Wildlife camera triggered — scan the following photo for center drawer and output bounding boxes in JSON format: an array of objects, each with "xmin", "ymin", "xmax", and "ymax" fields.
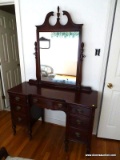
[{"xmin": 30, "ymin": 95, "xmax": 66, "ymax": 111}]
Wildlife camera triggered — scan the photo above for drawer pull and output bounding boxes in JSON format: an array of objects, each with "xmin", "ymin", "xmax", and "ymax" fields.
[
  {"xmin": 58, "ymin": 103, "xmax": 63, "ymax": 108},
  {"xmin": 33, "ymin": 98, "xmax": 38, "ymax": 103},
  {"xmin": 75, "ymin": 132, "xmax": 80, "ymax": 138},
  {"xmin": 16, "ymin": 106, "xmax": 21, "ymax": 111},
  {"xmin": 76, "ymin": 119, "xmax": 82, "ymax": 125},
  {"xmin": 18, "ymin": 117, "xmax": 22, "ymax": 122},
  {"xmin": 15, "ymin": 97, "xmax": 20, "ymax": 101},
  {"xmin": 77, "ymin": 109, "xmax": 84, "ymax": 114}
]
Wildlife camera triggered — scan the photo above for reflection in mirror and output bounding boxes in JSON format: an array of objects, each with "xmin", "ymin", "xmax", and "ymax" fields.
[
  {"xmin": 39, "ymin": 32, "xmax": 79, "ymax": 85},
  {"xmin": 39, "ymin": 37, "xmax": 50, "ymax": 49}
]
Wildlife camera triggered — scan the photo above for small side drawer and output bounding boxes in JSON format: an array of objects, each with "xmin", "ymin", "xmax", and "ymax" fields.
[
  {"xmin": 30, "ymin": 96, "xmax": 66, "ymax": 111},
  {"xmin": 69, "ymin": 115, "xmax": 90, "ymax": 130},
  {"xmin": 69, "ymin": 127, "xmax": 88, "ymax": 143},
  {"xmin": 69, "ymin": 104, "xmax": 91, "ymax": 117},
  {"xmin": 12, "ymin": 114, "xmax": 29, "ymax": 125},
  {"xmin": 11, "ymin": 104, "xmax": 29, "ymax": 113},
  {"xmin": 9, "ymin": 94, "xmax": 28, "ymax": 104}
]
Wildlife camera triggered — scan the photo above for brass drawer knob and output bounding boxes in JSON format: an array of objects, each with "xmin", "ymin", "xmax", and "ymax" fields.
[
  {"xmin": 76, "ymin": 119, "xmax": 82, "ymax": 125},
  {"xmin": 18, "ymin": 117, "xmax": 22, "ymax": 122},
  {"xmin": 16, "ymin": 106, "xmax": 21, "ymax": 111},
  {"xmin": 58, "ymin": 103, "xmax": 62, "ymax": 108},
  {"xmin": 33, "ymin": 98, "xmax": 38, "ymax": 103},
  {"xmin": 77, "ymin": 109, "xmax": 83, "ymax": 114},
  {"xmin": 75, "ymin": 132, "xmax": 80, "ymax": 138},
  {"xmin": 15, "ymin": 97, "xmax": 20, "ymax": 101}
]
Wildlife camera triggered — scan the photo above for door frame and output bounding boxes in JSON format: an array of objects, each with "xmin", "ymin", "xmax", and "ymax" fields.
[
  {"xmin": 0, "ymin": 0, "xmax": 26, "ymax": 110},
  {"xmin": 0, "ymin": 66, "xmax": 5, "ymax": 110},
  {"xmin": 96, "ymin": 0, "xmax": 118, "ymax": 134},
  {"xmin": 91, "ymin": 0, "xmax": 118, "ymax": 134},
  {"xmin": 0, "ymin": 0, "xmax": 26, "ymax": 82}
]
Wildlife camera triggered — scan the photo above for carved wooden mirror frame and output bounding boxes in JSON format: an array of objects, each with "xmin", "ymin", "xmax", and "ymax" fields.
[{"xmin": 29, "ymin": 7, "xmax": 90, "ymax": 91}]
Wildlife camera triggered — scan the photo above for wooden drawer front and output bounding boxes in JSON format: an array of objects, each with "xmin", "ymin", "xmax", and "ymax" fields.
[
  {"xmin": 69, "ymin": 127, "xmax": 88, "ymax": 143},
  {"xmin": 12, "ymin": 114, "xmax": 29, "ymax": 125},
  {"xmin": 69, "ymin": 104, "xmax": 91, "ymax": 117},
  {"xmin": 31, "ymin": 96, "xmax": 66, "ymax": 111},
  {"xmin": 69, "ymin": 115, "xmax": 90, "ymax": 130},
  {"xmin": 9, "ymin": 94, "xmax": 28, "ymax": 105},
  {"xmin": 11, "ymin": 104, "xmax": 28, "ymax": 113}
]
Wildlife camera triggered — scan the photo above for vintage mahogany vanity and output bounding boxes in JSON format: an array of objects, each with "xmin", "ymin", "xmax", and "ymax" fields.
[{"xmin": 8, "ymin": 7, "xmax": 97, "ymax": 154}]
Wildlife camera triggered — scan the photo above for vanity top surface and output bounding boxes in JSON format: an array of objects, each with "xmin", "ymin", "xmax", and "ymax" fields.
[{"xmin": 8, "ymin": 82, "xmax": 98, "ymax": 107}]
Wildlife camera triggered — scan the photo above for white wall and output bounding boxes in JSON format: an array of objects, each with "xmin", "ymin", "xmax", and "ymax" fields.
[
  {"xmin": 17, "ymin": 0, "xmax": 112, "ymax": 131},
  {"xmin": 0, "ymin": 0, "xmax": 14, "ymax": 5},
  {"xmin": 19, "ymin": 0, "xmax": 111, "ymax": 90}
]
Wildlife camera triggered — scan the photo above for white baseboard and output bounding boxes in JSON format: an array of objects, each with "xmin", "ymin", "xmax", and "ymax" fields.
[{"xmin": 44, "ymin": 116, "xmax": 66, "ymax": 126}]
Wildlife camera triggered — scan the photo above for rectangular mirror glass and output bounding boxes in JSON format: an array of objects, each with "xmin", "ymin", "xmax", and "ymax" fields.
[{"xmin": 39, "ymin": 32, "xmax": 79, "ymax": 85}]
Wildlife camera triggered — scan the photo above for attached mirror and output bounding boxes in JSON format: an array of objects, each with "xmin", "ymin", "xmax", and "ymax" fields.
[
  {"xmin": 40, "ymin": 32, "xmax": 79, "ymax": 85},
  {"xmin": 29, "ymin": 7, "xmax": 87, "ymax": 90}
]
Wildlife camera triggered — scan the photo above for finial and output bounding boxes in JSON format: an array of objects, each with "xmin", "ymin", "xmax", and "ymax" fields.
[
  {"xmin": 57, "ymin": 6, "xmax": 60, "ymax": 22},
  {"xmin": 57, "ymin": 6, "xmax": 60, "ymax": 13}
]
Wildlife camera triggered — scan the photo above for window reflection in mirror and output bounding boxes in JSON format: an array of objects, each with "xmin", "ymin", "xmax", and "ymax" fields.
[{"xmin": 39, "ymin": 32, "xmax": 79, "ymax": 85}]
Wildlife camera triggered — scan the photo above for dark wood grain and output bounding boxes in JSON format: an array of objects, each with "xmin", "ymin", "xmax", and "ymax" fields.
[
  {"xmin": 8, "ymin": 81, "xmax": 97, "ymax": 153},
  {"xmin": 8, "ymin": 82, "xmax": 97, "ymax": 105}
]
